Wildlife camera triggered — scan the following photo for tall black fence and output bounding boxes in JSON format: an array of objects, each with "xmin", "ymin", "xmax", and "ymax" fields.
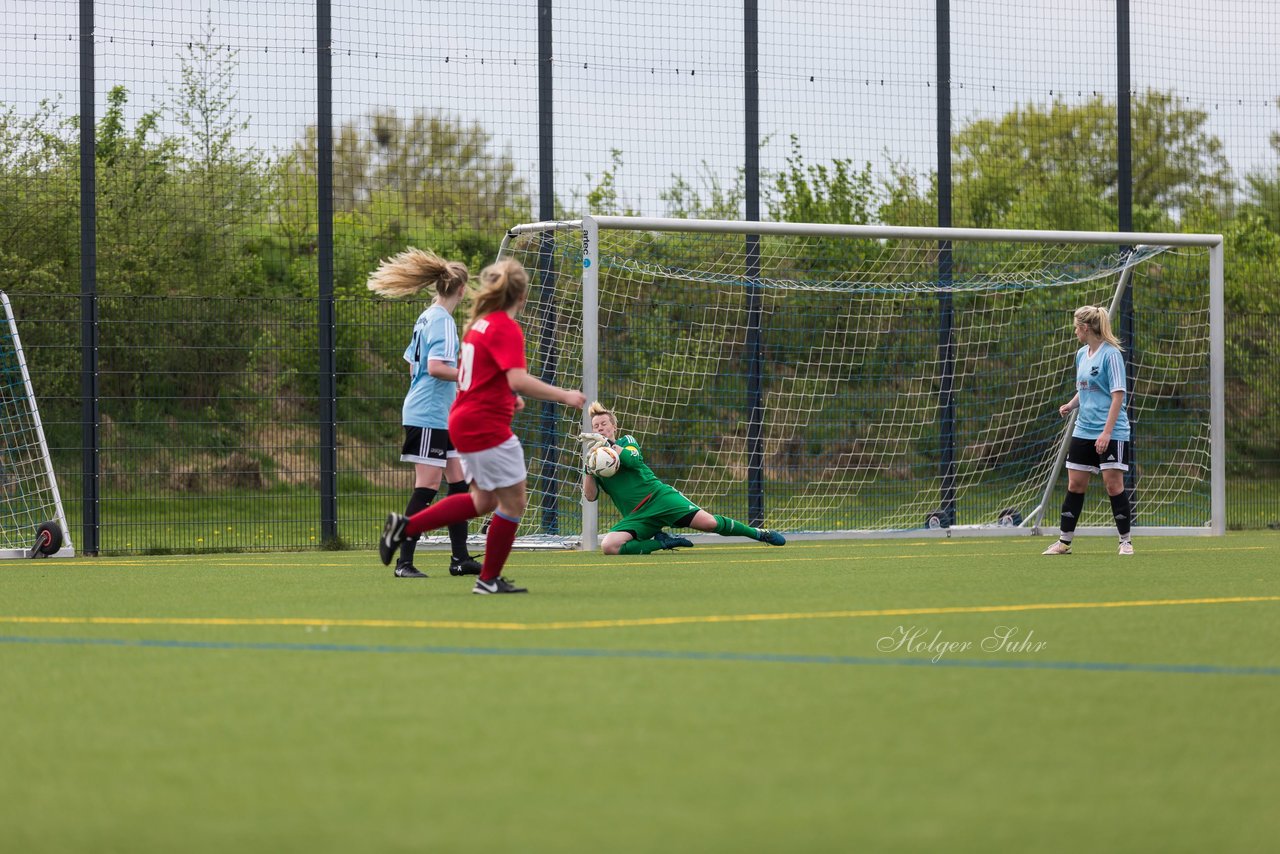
[{"xmin": 2, "ymin": 1, "xmax": 1277, "ymax": 553}]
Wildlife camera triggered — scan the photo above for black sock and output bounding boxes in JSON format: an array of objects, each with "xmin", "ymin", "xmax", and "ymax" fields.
[
  {"xmin": 446, "ymin": 480, "xmax": 471, "ymax": 559},
  {"xmin": 1109, "ymin": 491, "xmax": 1132, "ymax": 539},
  {"xmin": 1060, "ymin": 490, "xmax": 1085, "ymax": 542},
  {"xmin": 401, "ymin": 487, "xmax": 437, "ymax": 564}
]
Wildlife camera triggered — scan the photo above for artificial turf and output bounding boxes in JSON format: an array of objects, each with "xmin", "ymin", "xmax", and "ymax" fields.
[{"xmin": 2, "ymin": 533, "xmax": 1277, "ymax": 852}]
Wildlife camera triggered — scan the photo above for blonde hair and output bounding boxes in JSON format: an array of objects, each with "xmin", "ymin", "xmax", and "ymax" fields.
[
  {"xmin": 465, "ymin": 258, "xmax": 529, "ymax": 333},
  {"xmin": 588, "ymin": 401, "xmax": 617, "ymax": 428},
  {"xmin": 1074, "ymin": 305, "xmax": 1123, "ymax": 350},
  {"xmin": 366, "ymin": 247, "xmax": 468, "ymax": 300}
]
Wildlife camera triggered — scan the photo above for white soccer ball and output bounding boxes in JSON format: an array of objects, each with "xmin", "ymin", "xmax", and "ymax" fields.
[{"xmin": 587, "ymin": 445, "xmax": 621, "ymax": 478}]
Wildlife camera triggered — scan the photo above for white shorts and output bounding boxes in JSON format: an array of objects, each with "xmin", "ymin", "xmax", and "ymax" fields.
[{"xmin": 460, "ymin": 435, "xmax": 527, "ymax": 491}]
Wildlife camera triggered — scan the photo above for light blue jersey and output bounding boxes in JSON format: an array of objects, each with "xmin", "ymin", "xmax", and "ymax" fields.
[
  {"xmin": 1071, "ymin": 342, "xmax": 1130, "ymax": 441},
  {"xmin": 402, "ymin": 304, "xmax": 459, "ymax": 428}
]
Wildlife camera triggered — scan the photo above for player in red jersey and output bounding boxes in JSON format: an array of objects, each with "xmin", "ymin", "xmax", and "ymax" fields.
[{"xmin": 378, "ymin": 258, "xmax": 586, "ymax": 594}]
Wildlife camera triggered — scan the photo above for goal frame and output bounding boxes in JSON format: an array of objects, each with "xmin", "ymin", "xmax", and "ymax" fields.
[
  {"xmin": 0, "ymin": 291, "xmax": 75, "ymax": 559},
  {"xmin": 501, "ymin": 216, "xmax": 1225, "ymax": 550}
]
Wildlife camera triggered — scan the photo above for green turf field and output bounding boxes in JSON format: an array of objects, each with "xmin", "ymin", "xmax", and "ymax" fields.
[{"xmin": 2, "ymin": 533, "xmax": 1278, "ymax": 853}]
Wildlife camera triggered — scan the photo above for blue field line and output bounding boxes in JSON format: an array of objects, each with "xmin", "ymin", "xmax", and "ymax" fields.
[{"xmin": 3, "ymin": 634, "xmax": 1279, "ymax": 677}]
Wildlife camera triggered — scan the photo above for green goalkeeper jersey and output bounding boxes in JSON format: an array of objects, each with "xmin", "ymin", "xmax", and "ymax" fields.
[{"xmin": 593, "ymin": 434, "xmax": 679, "ymax": 516}]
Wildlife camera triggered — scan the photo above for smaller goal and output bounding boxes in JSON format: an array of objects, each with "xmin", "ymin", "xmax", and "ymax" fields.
[
  {"xmin": 0, "ymin": 292, "xmax": 74, "ymax": 559},
  {"xmin": 498, "ymin": 217, "xmax": 1224, "ymax": 549}
]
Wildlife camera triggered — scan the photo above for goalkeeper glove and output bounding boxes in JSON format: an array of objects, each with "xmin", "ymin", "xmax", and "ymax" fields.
[
  {"xmin": 575, "ymin": 431, "xmax": 609, "ymax": 451},
  {"xmin": 576, "ymin": 432, "xmax": 609, "ymax": 474}
]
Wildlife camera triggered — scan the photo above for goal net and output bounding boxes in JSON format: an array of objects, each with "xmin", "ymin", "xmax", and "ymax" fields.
[
  {"xmin": 0, "ymin": 292, "xmax": 74, "ymax": 558},
  {"xmin": 499, "ymin": 217, "xmax": 1223, "ymax": 548}
]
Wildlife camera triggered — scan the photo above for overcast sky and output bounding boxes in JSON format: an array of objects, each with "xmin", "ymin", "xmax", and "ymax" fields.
[{"xmin": 3, "ymin": 0, "xmax": 1276, "ymax": 215}]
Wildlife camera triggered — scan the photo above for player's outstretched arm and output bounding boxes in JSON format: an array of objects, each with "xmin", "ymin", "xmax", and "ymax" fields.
[{"xmin": 506, "ymin": 368, "xmax": 586, "ymax": 408}]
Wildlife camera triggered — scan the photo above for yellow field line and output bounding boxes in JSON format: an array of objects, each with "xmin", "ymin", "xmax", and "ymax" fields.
[{"xmin": 2, "ymin": 594, "xmax": 1278, "ymax": 633}]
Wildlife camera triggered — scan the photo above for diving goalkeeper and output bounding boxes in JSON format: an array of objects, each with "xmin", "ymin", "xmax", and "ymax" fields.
[{"xmin": 580, "ymin": 402, "xmax": 786, "ymax": 555}]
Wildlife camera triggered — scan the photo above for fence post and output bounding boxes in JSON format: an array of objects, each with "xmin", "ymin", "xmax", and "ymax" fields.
[
  {"xmin": 316, "ymin": 0, "xmax": 338, "ymax": 544},
  {"xmin": 79, "ymin": 0, "xmax": 99, "ymax": 555},
  {"xmin": 744, "ymin": 0, "xmax": 764, "ymax": 527},
  {"xmin": 1117, "ymin": 0, "xmax": 1138, "ymax": 520},
  {"xmin": 533, "ymin": 0, "xmax": 561, "ymax": 535},
  {"xmin": 936, "ymin": 0, "xmax": 957, "ymax": 528}
]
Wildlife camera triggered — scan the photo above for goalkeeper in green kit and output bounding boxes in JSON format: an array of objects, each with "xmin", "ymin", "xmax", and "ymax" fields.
[{"xmin": 579, "ymin": 402, "xmax": 786, "ymax": 555}]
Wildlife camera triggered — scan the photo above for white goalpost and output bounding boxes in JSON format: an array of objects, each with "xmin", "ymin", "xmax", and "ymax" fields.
[
  {"xmin": 0, "ymin": 291, "xmax": 74, "ymax": 559},
  {"xmin": 498, "ymin": 216, "xmax": 1224, "ymax": 550}
]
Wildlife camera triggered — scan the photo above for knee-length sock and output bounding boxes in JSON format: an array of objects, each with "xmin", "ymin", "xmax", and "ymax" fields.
[
  {"xmin": 445, "ymin": 480, "xmax": 472, "ymax": 559},
  {"xmin": 1109, "ymin": 490, "xmax": 1132, "ymax": 541},
  {"xmin": 1058, "ymin": 490, "xmax": 1086, "ymax": 544},
  {"xmin": 479, "ymin": 511, "xmax": 520, "ymax": 582},
  {"xmin": 399, "ymin": 486, "xmax": 436, "ymax": 565},
  {"xmin": 405, "ymin": 493, "xmax": 478, "ymax": 538},
  {"xmin": 713, "ymin": 514, "xmax": 760, "ymax": 540},
  {"xmin": 620, "ymin": 538, "xmax": 667, "ymax": 555}
]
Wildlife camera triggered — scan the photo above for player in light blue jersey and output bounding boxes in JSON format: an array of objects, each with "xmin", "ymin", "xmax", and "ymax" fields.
[
  {"xmin": 367, "ymin": 248, "xmax": 482, "ymax": 578},
  {"xmin": 1043, "ymin": 305, "xmax": 1135, "ymax": 556}
]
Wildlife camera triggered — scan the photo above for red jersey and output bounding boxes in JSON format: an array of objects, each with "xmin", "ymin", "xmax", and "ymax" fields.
[{"xmin": 448, "ymin": 311, "xmax": 527, "ymax": 452}]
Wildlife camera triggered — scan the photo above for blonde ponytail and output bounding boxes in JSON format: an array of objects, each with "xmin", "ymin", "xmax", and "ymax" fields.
[
  {"xmin": 1074, "ymin": 305, "xmax": 1123, "ymax": 350},
  {"xmin": 367, "ymin": 247, "xmax": 469, "ymax": 300},
  {"xmin": 465, "ymin": 258, "xmax": 530, "ymax": 333}
]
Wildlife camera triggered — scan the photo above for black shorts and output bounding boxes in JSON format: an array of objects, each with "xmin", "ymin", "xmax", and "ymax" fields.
[
  {"xmin": 1066, "ymin": 435, "xmax": 1132, "ymax": 474},
  {"xmin": 400, "ymin": 426, "xmax": 457, "ymax": 467}
]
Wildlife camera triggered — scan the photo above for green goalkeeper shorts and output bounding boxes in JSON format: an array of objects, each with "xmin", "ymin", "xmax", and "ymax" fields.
[{"xmin": 608, "ymin": 489, "xmax": 700, "ymax": 541}]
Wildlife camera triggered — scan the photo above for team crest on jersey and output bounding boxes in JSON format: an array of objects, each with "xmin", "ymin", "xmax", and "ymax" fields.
[{"xmin": 1090, "ymin": 366, "xmax": 1099, "ymax": 376}]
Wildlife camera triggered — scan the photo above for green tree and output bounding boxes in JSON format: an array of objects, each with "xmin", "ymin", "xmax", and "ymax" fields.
[
  {"xmin": 269, "ymin": 108, "xmax": 528, "ymax": 304},
  {"xmin": 553, "ymin": 147, "xmax": 643, "ymax": 219},
  {"xmin": 0, "ymin": 98, "xmax": 79, "ymax": 289},
  {"xmin": 167, "ymin": 12, "xmax": 266, "ymax": 296},
  {"xmin": 1241, "ymin": 97, "xmax": 1280, "ymax": 234},
  {"xmin": 93, "ymin": 84, "xmax": 181, "ymax": 298},
  {"xmin": 767, "ymin": 134, "xmax": 877, "ymax": 225},
  {"xmin": 876, "ymin": 158, "xmax": 937, "ymax": 228},
  {"xmin": 276, "ymin": 108, "xmax": 530, "ymax": 235},
  {"xmin": 661, "ymin": 160, "xmax": 744, "ymax": 220},
  {"xmin": 0, "ymin": 97, "xmax": 81, "ymax": 426},
  {"xmin": 953, "ymin": 90, "xmax": 1233, "ymax": 229}
]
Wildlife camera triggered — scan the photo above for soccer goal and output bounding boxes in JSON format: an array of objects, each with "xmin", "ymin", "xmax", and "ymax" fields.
[
  {"xmin": 498, "ymin": 217, "xmax": 1223, "ymax": 549},
  {"xmin": 0, "ymin": 292, "xmax": 74, "ymax": 559}
]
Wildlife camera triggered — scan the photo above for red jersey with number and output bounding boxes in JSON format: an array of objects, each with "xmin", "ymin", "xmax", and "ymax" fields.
[{"xmin": 448, "ymin": 311, "xmax": 526, "ymax": 452}]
